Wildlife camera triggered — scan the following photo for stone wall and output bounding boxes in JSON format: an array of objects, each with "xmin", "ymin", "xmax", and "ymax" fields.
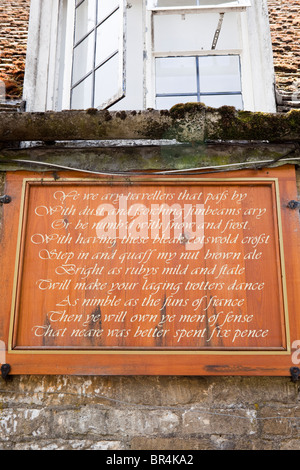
[
  {"xmin": 1, "ymin": 375, "xmax": 300, "ymax": 450},
  {"xmin": 268, "ymin": 0, "xmax": 300, "ymax": 111},
  {"xmin": 268, "ymin": 0, "xmax": 300, "ymax": 94},
  {"xmin": 0, "ymin": 0, "xmax": 30, "ymax": 100}
]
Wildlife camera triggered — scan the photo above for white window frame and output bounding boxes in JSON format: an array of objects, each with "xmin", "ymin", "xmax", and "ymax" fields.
[{"xmin": 144, "ymin": 0, "xmax": 253, "ymax": 110}]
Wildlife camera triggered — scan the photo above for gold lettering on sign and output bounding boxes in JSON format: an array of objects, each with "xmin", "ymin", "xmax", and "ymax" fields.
[{"xmin": 9, "ymin": 179, "xmax": 288, "ymax": 353}]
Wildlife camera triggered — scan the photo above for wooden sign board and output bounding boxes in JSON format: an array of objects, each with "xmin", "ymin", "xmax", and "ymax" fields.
[{"xmin": 1, "ymin": 167, "xmax": 300, "ymax": 376}]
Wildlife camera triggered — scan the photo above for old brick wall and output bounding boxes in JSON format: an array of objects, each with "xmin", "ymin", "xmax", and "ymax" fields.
[
  {"xmin": 0, "ymin": 0, "xmax": 30, "ymax": 100},
  {"xmin": 268, "ymin": 0, "xmax": 300, "ymax": 94}
]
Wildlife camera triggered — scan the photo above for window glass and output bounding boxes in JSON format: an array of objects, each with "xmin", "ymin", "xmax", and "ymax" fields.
[
  {"xmin": 75, "ymin": 0, "xmax": 96, "ymax": 44},
  {"xmin": 201, "ymin": 0, "xmax": 240, "ymax": 3},
  {"xmin": 156, "ymin": 92, "xmax": 243, "ymax": 110},
  {"xmin": 97, "ymin": 0, "xmax": 119, "ymax": 23},
  {"xmin": 155, "ymin": 0, "xmax": 243, "ymax": 6},
  {"xmin": 156, "ymin": 95, "xmax": 197, "ymax": 109},
  {"xmin": 155, "ymin": 55, "xmax": 243, "ymax": 110},
  {"xmin": 156, "ymin": 57, "xmax": 197, "ymax": 94},
  {"xmin": 72, "ymin": 33, "xmax": 95, "ymax": 84},
  {"xmin": 199, "ymin": 55, "xmax": 241, "ymax": 93},
  {"xmin": 71, "ymin": 0, "xmax": 125, "ymax": 109},
  {"xmin": 156, "ymin": 0, "xmax": 197, "ymax": 5},
  {"xmin": 71, "ymin": 75, "xmax": 93, "ymax": 109},
  {"xmin": 153, "ymin": 11, "xmax": 240, "ymax": 52},
  {"xmin": 95, "ymin": 9, "xmax": 120, "ymax": 66},
  {"xmin": 200, "ymin": 93, "xmax": 243, "ymax": 108},
  {"xmin": 94, "ymin": 54, "xmax": 120, "ymax": 107}
]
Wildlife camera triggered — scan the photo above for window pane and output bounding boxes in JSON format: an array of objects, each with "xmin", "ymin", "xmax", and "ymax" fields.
[
  {"xmin": 201, "ymin": 0, "xmax": 240, "ymax": 4},
  {"xmin": 75, "ymin": 0, "xmax": 96, "ymax": 44},
  {"xmin": 200, "ymin": 93, "xmax": 243, "ymax": 109},
  {"xmin": 72, "ymin": 33, "xmax": 95, "ymax": 84},
  {"xmin": 205, "ymin": 0, "xmax": 241, "ymax": 3},
  {"xmin": 95, "ymin": 9, "xmax": 120, "ymax": 66},
  {"xmin": 198, "ymin": 0, "xmax": 240, "ymax": 3},
  {"xmin": 156, "ymin": 0, "xmax": 240, "ymax": 5},
  {"xmin": 156, "ymin": 95, "xmax": 197, "ymax": 109},
  {"xmin": 153, "ymin": 12, "xmax": 240, "ymax": 52},
  {"xmin": 154, "ymin": 14, "xmax": 207, "ymax": 52},
  {"xmin": 156, "ymin": 57, "xmax": 197, "ymax": 94},
  {"xmin": 97, "ymin": 0, "xmax": 119, "ymax": 23},
  {"xmin": 71, "ymin": 75, "xmax": 93, "ymax": 109},
  {"xmin": 199, "ymin": 55, "xmax": 241, "ymax": 93},
  {"xmin": 94, "ymin": 54, "xmax": 120, "ymax": 107},
  {"xmin": 156, "ymin": 0, "xmax": 197, "ymax": 6}
]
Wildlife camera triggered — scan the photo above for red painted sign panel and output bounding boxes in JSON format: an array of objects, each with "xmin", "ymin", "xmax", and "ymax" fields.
[{"xmin": 1, "ymin": 167, "xmax": 300, "ymax": 375}]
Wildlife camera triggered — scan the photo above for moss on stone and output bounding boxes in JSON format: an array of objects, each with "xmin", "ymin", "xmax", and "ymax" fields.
[
  {"xmin": 207, "ymin": 107, "xmax": 300, "ymax": 142},
  {"xmin": 167, "ymin": 103, "xmax": 300, "ymax": 143},
  {"xmin": 0, "ymin": 106, "xmax": 299, "ymax": 144},
  {"xmin": 139, "ymin": 117, "xmax": 172, "ymax": 141},
  {"xmin": 169, "ymin": 102, "xmax": 206, "ymax": 119}
]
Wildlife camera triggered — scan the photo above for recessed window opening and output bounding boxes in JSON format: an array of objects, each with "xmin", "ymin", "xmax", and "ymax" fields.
[{"xmin": 23, "ymin": 0, "xmax": 278, "ymax": 113}]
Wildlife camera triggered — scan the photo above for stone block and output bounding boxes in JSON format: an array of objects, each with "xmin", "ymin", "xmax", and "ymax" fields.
[
  {"xmin": 0, "ymin": 408, "xmax": 51, "ymax": 441},
  {"xmin": 259, "ymin": 407, "xmax": 293, "ymax": 436},
  {"xmin": 1, "ymin": 439, "xmax": 125, "ymax": 451},
  {"xmin": 130, "ymin": 437, "xmax": 215, "ymax": 450},
  {"xmin": 182, "ymin": 407, "xmax": 256, "ymax": 436},
  {"xmin": 52, "ymin": 407, "xmax": 107, "ymax": 438},
  {"xmin": 106, "ymin": 409, "xmax": 180, "ymax": 437}
]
